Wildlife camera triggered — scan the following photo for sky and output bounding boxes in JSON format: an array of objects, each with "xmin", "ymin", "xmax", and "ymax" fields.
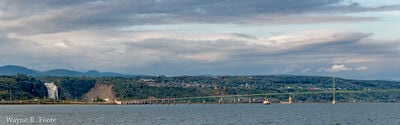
[{"xmin": 0, "ymin": 0, "xmax": 399, "ymax": 80}]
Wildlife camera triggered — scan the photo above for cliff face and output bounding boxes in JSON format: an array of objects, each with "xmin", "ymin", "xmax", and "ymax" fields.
[{"xmin": 82, "ymin": 84, "xmax": 116, "ymax": 102}]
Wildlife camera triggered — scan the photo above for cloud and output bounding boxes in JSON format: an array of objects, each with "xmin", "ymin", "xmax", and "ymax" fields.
[
  {"xmin": 332, "ymin": 58, "xmax": 376, "ymax": 64},
  {"xmin": 323, "ymin": 65, "xmax": 368, "ymax": 73},
  {"xmin": 0, "ymin": 28, "xmax": 399, "ymax": 78},
  {"xmin": 0, "ymin": 0, "xmax": 399, "ymax": 78},
  {"xmin": 0, "ymin": 0, "xmax": 399, "ymax": 34},
  {"xmin": 325, "ymin": 64, "xmax": 352, "ymax": 72},
  {"xmin": 356, "ymin": 66, "xmax": 368, "ymax": 71},
  {"xmin": 239, "ymin": 15, "xmax": 378, "ymax": 25}
]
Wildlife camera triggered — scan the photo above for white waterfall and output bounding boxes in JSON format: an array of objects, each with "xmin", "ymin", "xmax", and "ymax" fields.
[{"xmin": 44, "ymin": 82, "xmax": 58, "ymax": 99}]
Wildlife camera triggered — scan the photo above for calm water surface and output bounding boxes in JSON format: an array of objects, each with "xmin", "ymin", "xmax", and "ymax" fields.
[{"xmin": 0, "ymin": 103, "xmax": 399, "ymax": 125}]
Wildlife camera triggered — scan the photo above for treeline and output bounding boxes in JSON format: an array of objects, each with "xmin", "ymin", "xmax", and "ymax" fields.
[
  {"xmin": 0, "ymin": 75, "xmax": 399, "ymax": 102},
  {"xmin": 0, "ymin": 74, "xmax": 47, "ymax": 100},
  {"xmin": 113, "ymin": 81, "xmax": 206, "ymax": 99}
]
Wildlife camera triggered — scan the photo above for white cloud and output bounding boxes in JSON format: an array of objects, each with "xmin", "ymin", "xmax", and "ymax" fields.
[
  {"xmin": 332, "ymin": 57, "xmax": 376, "ymax": 63},
  {"xmin": 356, "ymin": 66, "xmax": 368, "ymax": 71},
  {"xmin": 178, "ymin": 52, "xmax": 225, "ymax": 62},
  {"xmin": 325, "ymin": 64, "xmax": 352, "ymax": 72},
  {"xmin": 53, "ymin": 42, "xmax": 69, "ymax": 48}
]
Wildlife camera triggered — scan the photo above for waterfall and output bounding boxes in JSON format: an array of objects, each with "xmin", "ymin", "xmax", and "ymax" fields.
[{"xmin": 44, "ymin": 82, "xmax": 58, "ymax": 100}]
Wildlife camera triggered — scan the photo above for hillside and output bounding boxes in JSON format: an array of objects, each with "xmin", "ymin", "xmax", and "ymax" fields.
[
  {"xmin": 0, "ymin": 65, "xmax": 38, "ymax": 76},
  {"xmin": 0, "ymin": 65, "xmax": 127, "ymax": 77},
  {"xmin": 0, "ymin": 75, "xmax": 399, "ymax": 102}
]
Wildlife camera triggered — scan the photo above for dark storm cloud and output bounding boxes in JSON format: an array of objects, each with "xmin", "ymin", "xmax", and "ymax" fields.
[
  {"xmin": 279, "ymin": 33, "xmax": 400, "ymax": 59},
  {"xmin": 1, "ymin": 0, "xmax": 399, "ymax": 33},
  {"xmin": 115, "ymin": 31, "xmax": 400, "ymax": 78},
  {"xmin": 121, "ymin": 32, "xmax": 398, "ymax": 62}
]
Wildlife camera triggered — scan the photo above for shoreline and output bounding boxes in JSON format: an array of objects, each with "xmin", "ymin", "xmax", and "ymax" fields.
[
  {"xmin": 0, "ymin": 101, "xmax": 118, "ymax": 105},
  {"xmin": 1, "ymin": 101, "xmax": 399, "ymax": 105}
]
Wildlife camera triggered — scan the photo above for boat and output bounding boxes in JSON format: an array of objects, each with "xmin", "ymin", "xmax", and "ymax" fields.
[{"xmin": 263, "ymin": 99, "xmax": 270, "ymax": 105}]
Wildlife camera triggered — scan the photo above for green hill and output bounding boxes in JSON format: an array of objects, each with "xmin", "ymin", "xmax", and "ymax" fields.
[{"xmin": 0, "ymin": 75, "xmax": 399, "ymax": 102}]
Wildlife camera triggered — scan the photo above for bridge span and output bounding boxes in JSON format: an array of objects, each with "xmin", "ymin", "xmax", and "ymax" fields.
[{"xmin": 123, "ymin": 89, "xmax": 400, "ymax": 105}]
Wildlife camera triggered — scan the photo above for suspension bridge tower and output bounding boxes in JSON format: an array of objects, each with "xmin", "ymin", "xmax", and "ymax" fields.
[{"xmin": 332, "ymin": 77, "xmax": 336, "ymax": 104}]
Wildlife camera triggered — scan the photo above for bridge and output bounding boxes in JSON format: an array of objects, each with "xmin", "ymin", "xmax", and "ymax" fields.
[{"xmin": 123, "ymin": 77, "xmax": 400, "ymax": 105}]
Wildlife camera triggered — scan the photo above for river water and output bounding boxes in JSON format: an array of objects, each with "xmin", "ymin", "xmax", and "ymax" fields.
[{"xmin": 0, "ymin": 103, "xmax": 399, "ymax": 125}]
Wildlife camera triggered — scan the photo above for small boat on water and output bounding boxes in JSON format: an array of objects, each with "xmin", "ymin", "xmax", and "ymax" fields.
[{"xmin": 263, "ymin": 99, "xmax": 270, "ymax": 105}]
